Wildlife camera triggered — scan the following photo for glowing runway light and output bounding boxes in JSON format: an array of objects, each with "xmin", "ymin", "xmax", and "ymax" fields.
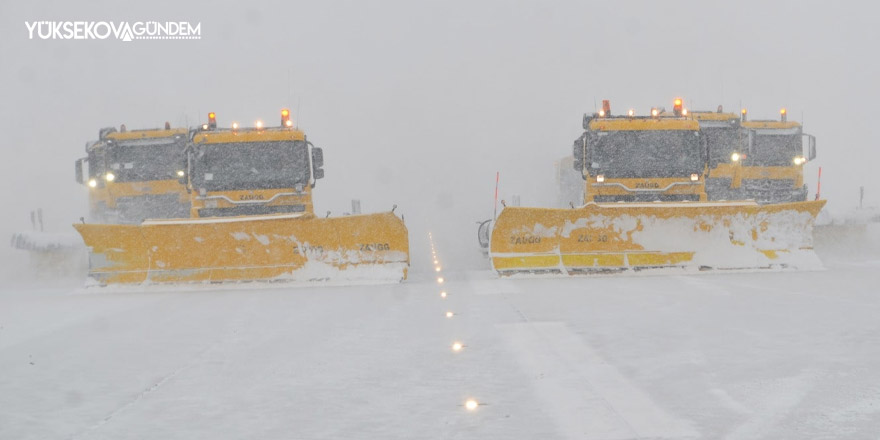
[
  {"xmin": 465, "ymin": 399, "xmax": 479, "ymax": 411},
  {"xmin": 451, "ymin": 342, "xmax": 464, "ymax": 352},
  {"xmin": 437, "ymin": 277, "xmax": 444, "ymax": 284},
  {"xmin": 440, "ymin": 291, "xmax": 447, "ymax": 298},
  {"xmin": 445, "ymin": 311, "xmax": 454, "ymax": 318},
  {"xmin": 435, "ymin": 266, "xmax": 442, "ymax": 272}
]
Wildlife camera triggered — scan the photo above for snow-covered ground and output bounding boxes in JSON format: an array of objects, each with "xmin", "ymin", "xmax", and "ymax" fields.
[{"xmin": 1, "ymin": 226, "xmax": 879, "ymax": 439}]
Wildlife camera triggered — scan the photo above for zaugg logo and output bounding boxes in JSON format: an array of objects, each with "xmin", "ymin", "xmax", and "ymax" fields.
[
  {"xmin": 635, "ymin": 182, "xmax": 660, "ymax": 189},
  {"xmin": 25, "ymin": 21, "xmax": 201, "ymax": 42}
]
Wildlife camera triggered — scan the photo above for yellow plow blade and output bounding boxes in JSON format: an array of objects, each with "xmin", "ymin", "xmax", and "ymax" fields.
[
  {"xmin": 490, "ymin": 200, "xmax": 826, "ymax": 275},
  {"xmin": 73, "ymin": 212, "xmax": 409, "ymax": 285}
]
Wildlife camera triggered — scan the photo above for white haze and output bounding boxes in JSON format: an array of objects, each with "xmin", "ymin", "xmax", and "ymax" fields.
[{"xmin": 1, "ymin": 0, "xmax": 878, "ymax": 276}]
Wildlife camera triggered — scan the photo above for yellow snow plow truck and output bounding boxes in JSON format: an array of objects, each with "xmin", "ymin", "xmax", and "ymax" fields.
[
  {"xmin": 694, "ymin": 107, "xmax": 816, "ymax": 203},
  {"xmin": 489, "ymin": 99, "xmax": 825, "ymax": 275},
  {"xmin": 74, "ymin": 110, "xmax": 409, "ymax": 285},
  {"xmin": 75, "ymin": 124, "xmax": 191, "ymax": 223},
  {"xmin": 738, "ymin": 109, "xmax": 815, "ymax": 203}
]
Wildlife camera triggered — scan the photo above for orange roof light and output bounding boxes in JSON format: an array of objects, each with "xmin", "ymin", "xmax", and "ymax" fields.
[
  {"xmin": 208, "ymin": 112, "xmax": 217, "ymax": 130},
  {"xmin": 602, "ymin": 99, "xmax": 611, "ymax": 117},
  {"xmin": 741, "ymin": 108, "xmax": 747, "ymax": 121},
  {"xmin": 673, "ymin": 98, "xmax": 683, "ymax": 117},
  {"xmin": 780, "ymin": 108, "xmax": 787, "ymax": 122},
  {"xmin": 281, "ymin": 108, "xmax": 291, "ymax": 127}
]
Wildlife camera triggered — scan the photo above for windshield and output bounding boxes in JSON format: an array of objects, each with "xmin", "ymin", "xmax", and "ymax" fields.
[
  {"xmin": 704, "ymin": 127, "xmax": 745, "ymax": 167},
  {"xmin": 192, "ymin": 140, "xmax": 310, "ymax": 191},
  {"xmin": 587, "ymin": 130, "xmax": 703, "ymax": 178},
  {"xmin": 749, "ymin": 128, "xmax": 802, "ymax": 166},
  {"xmin": 106, "ymin": 138, "xmax": 186, "ymax": 182}
]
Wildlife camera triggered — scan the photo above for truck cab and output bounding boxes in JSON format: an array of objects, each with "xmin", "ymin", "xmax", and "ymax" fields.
[
  {"xmin": 574, "ymin": 99, "xmax": 707, "ymax": 203},
  {"xmin": 75, "ymin": 125, "xmax": 190, "ymax": 223},
  {"xmin": 737, "ymin": 109, "xmax": 816, "ymax": 203},
  {"xmin": 185, "ymin": 110, "xmax": 324, "ymax": 218}
]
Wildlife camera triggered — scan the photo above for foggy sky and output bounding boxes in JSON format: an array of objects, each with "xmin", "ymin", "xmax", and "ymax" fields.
[{"xmin": 1, "ymin": 0, "xmax": 877, "ymax": 273}]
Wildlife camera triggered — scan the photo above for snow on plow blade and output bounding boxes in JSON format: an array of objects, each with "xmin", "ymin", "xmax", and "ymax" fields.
[
  {"xmin": 490, "ymin": 200, "xmax": 826, "ymax": 275},
  {"xmin": 73, "ymin": 212, "xmax": 409, "ymax": 285}
]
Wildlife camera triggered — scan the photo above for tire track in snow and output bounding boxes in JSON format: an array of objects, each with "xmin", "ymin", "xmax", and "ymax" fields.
[
  {"xmin": 499, "ymin": 321, "xmax": 698, "ymax": 439},
  {"xmin": 69, "ymin": 361, "xmax": 193, "ymax": 440},
  {"xmin": 723, "ymin": 369, "xmax": 820, "ymax": 440},
  {"xmin": 67, "ymin": 297, "xmax": 258, "ymax": 440}
]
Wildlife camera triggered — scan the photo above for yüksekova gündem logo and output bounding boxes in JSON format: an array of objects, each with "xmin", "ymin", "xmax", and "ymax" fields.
[{"xmin": 25, "ymin": 21, "xmax": 201, "ymax": 41}]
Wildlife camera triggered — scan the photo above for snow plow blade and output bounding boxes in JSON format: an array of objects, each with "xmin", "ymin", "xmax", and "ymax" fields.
[
  {"xmin": 73, "ymin": 212, "xmax": 409, "ymax": 285},
  {"xmin": 490, "ymin": 200, "xmax": 826, "ymax": 275}
]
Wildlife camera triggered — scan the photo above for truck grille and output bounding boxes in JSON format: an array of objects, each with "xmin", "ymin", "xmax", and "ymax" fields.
[
  {"xmin": 198, "ymin": 204, "xmax": 306, "ymax": 218},
  {"xmin": 115, "ymin": 194, "xmax": 190, "ymax": 223},
  {"xmin": 593, "ymin": 194, "xmax": 701, "ymax": 202}
]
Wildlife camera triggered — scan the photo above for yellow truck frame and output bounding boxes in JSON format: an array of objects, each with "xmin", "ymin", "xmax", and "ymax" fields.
[
  {"xmin": 184, "ymin": 113, "xmax": 322, "ymax": 218},
  {"xmin": 574, "ymin": 102, "xmax": 707, "ymax": 203},
  {"xmin": 738, "ymin": 111, "xmax": 816, "ymax": 203},
  {"xmin": 488, "ymin": 99, "xmax": 825, "ymax": 275},
  {"xmin": 73, "ymin": 110, "xmax": 410, "ymax": 285},
  {"xmin": 75, "ymin": 125, "xmax": 190, "ymax": 223},
  {"xmin": 695, "ymin": 108, "xmax": 816, "ymax": 203}
]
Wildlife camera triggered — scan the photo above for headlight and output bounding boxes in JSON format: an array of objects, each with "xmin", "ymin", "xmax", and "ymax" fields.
[
  {"xmin": 87, "ymin": 178, "xmax": 97, "ymax": 188},
  {"xmin": 690, "ymin": 173, "xmax": 699, "ymax": 181},
  {"xmin": 105, "ymin": 172, "xmax": 115, "ymax": 182},
  {"xmin": 596, "ymin": 174, "xmax": 605, "ymax": 183},
  {"xmin": 793, "ymin": 156, "xmax": 806, "ymax": 165},
  {"xmin": 176, "ymin": 170, "xmax": 185, "ymax": 177},
  {"xmin": 731, "ymin": 152, "xmax": 741, "ymax": 162}
]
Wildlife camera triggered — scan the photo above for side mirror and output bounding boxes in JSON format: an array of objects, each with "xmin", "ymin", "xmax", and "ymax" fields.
[
  {"xmin": 312, "ymin": 146, "xmax": 324, "ymax": 169},
  {"xmin": 804, "ymin": 134, "xmax": 817, "ymax": 160},
  {"xmin": 312, "ymin": 146, "xmax": 324, "ymax": 180},
  {"xmin": 75, "ymin": 157, "xmax": 86, "ymax": 184}
]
